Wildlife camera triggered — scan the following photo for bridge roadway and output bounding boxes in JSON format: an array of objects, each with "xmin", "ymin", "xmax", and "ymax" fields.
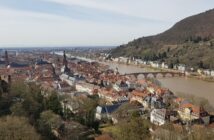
[{"xmin": 122, "ymin": 71, "xmax": 185, "ymax": 78}]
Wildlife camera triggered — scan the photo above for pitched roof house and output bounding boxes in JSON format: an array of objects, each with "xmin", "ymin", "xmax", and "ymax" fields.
[{"xmin": 178, "ymin": 103, "xmax": 210, "ymax": 125}]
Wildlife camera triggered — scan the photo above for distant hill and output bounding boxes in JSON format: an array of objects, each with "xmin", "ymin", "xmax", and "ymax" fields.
[{"xmin": 111, "ymin": 9, "xmax": 214, "ymax": 69}]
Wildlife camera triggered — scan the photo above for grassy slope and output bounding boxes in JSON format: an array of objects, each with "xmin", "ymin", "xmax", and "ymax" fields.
[{"xmin": 111, "ymin": 9, "xmax": 214, "ymax": 69}]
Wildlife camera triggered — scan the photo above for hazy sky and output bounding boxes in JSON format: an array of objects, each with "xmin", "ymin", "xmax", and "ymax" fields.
[{"xmin": 0, "ymin": 0, "xmax": 213, "ymax": 47}]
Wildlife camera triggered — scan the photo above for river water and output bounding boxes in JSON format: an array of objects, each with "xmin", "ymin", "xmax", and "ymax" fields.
[
  {"xmin": 103, "ymin": 62, "xmax": 156, "ymax": 74},
  {"xmin": 159, "ymin": 78, "xmax": 214, "ymax": 106}
]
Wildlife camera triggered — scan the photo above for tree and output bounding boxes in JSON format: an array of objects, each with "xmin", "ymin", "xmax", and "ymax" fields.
[
  {"xmin": 175, "ymin": 58, "xmax": 180, "ymax": 64},
  {"xmin": 198, "ymin": 61, "xmax": 204, "ymax": 68},
  {"xmin": 168, "ymin": 63, "xmax": 174, "ymax": 69},
  {"xmin": 47, "ymin": 92, "xmax": 63, "ymax": 116},
  {"xmin": 9, "ymin": 81, "xmax": 28, "ymax": 97},
  {"xmin": 10, "ymin": 102, "xmax": 27, "ymax": 117},
  {"xmin": 117, "ymin": 118, "xmax": 151, "ymax": 140},
  {"xmin": 167, "ymin": 47, "xmax": 170, "ymax": 52},
  {"xmin": 1, "ymin": 80, "xmax": 9, "ymax": 93},
  {"xmin": 187, "ymin": 127, "xmax": 214, "ymax": 140},
  {"xmin": 10, "ymin": 82, "xmax": 44, "ymax": 123},
  {"xmin": 38, "ymin": 110, "xmax": 62, "ymax": 140},
  {"xmin": 0, "ymin": 95, "xmax": 12, "ymax": 116},
  {"xmin": 0, "ymin": 86, "xmax": 2, "ymax": 98},
  {"xmin": 74, "ymin": 97, "xmax": 99, "ymax": 131},
  {"xmin": 0, "ymin": 81, "xmax": 28, "ymax": 116},
  {"xmin": 22, "ymin": 94, "xmax": 43, "ymax": 123},
  {"xmin": 0, "ymin": 116, "xmax": 41, "ymax": 140}
]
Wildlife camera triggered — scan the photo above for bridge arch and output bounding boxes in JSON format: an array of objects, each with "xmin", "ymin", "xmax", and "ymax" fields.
[
  {"xmin": 156, "ymin": 73, "xmax": 164, "ymax": 78},
  {"xmin": 137, "ymin": 74, "xmax": 145, "ymax": 80},
  {"xmin": 146, "ymin": 73, "xmax": 155, "ymax": 78},
  {"xmin": 123, "ymin": 71, "xmax": 185, "ymax": 79},
  {"xmin": 164, "ymin": 73, "xmax": 173, "ymax": 78},
  {"xmin": 173, "ymin": 73, "xmax": 180, "ymax": 77}
]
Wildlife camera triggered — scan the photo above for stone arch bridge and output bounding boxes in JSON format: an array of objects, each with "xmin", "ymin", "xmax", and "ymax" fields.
[{"xmin": 122, "ymin": 71, "xmax": 185, "ymax": 79}]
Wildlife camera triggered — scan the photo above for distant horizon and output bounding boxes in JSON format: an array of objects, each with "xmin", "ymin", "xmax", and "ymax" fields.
[
  {"xmin": 0, "ymin": 0, "xmax": 213, "ymax": 47},
  {"xmin": 0, "ymin": 45, "xmax": 116, "ymax": 49}
]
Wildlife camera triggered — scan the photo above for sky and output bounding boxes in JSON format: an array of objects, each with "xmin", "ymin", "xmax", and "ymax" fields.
[{"xmin": 0, "ymin": 0, "xmax": 213, "ymax": 47}]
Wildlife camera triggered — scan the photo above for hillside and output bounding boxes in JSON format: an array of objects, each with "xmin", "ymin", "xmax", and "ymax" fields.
[{"xmin": 111, "ymin": 9, "xmax": 214, "ymax": 69}]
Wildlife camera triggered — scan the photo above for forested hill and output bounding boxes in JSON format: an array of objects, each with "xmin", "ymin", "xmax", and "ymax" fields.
[{"xmin": 111, "ymin": 9, "xmax": 214, "ymax": 69}]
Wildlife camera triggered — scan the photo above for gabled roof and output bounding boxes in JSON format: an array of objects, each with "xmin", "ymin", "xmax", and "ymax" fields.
[
  {"xmin": 10, "ymin": 62, "xmax": 29, "ymax": 68},
  {"xmin": 35, "ymin": 59, "xmax": 50, "ymax": 65},
  {"xmin": 132, "ymin": 90, "xmax": 148, "ymax": 98},
  {"xmin": 180, "ymin": 103, "xmax": 206, "ymax": 114},
  {"xmin": 99, "ymin": 104, "xmax": 122, "ymax": 114},
  {"xmin": 0, "ymin": 60, "xmax": 6, "ymax": 65}
]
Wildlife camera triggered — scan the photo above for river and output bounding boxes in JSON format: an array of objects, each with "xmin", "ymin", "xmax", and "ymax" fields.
[{"xmin": 159, "ymin": 78, "xmax": 214, "ymax": 106}]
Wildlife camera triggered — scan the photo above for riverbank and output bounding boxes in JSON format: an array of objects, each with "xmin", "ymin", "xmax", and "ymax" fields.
[
  {"xmin": 101, "ymin": 59, "xmax": 214, "ymax": 82},
  {"xmin": 187, "ymin": 75, "xmax": 214, "ymax": 82}
]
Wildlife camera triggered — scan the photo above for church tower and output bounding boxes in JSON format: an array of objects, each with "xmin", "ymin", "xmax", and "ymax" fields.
[
  {"xmin": 5, "ymin": 51, "xmax": 9, "ymax": 66},
  {"xmin": 63, "ymin": 51, "xmax": 68, "ymax": 68},
  {"xmin": 62, "ymin": 50, "xmax": 72, "ymax": 75}
]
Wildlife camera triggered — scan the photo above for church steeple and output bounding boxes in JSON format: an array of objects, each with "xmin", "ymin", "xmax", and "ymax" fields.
[
  {"xmin": 63, "ymin": 51, "xmax": 68, "ymax": 68},
  {"xmin": 5, "ymin": 50, "xmax": 9, "ymax": 66},
  {"xmin": 61, "ymin": 51, "xmax": 73, "ymax": 76}
]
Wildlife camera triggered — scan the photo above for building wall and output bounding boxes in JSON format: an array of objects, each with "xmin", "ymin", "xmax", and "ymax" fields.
[
  {"xmin": 178, "ymin": 108, "xmax": 199, "ymax": 121},
  {"xmin": 150, "ymin": 109, "xmax": 166, "ymax": 126}
]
